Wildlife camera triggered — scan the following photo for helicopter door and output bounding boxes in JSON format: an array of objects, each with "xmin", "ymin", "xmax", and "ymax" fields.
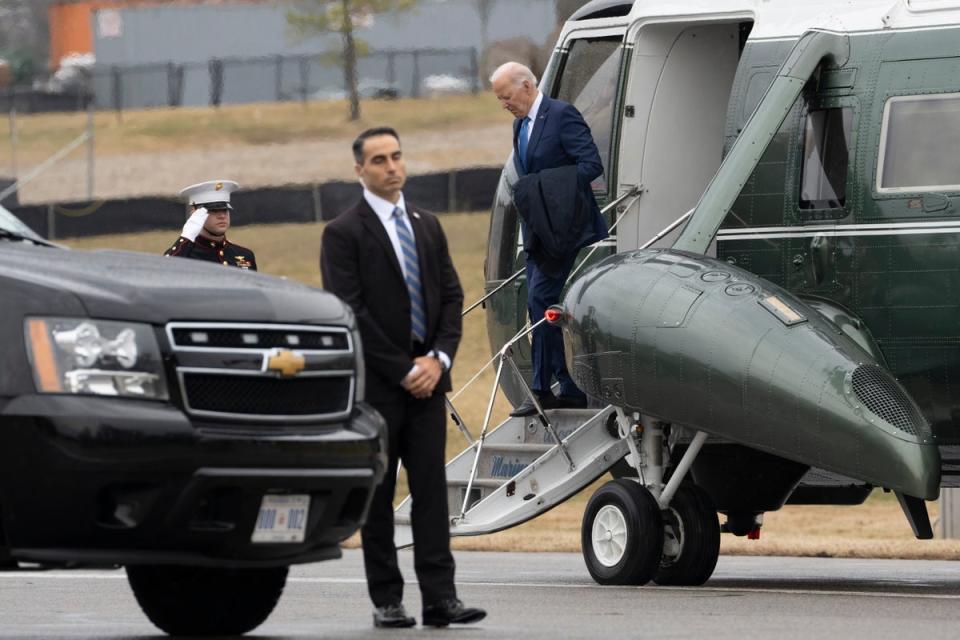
[
  {"xmin": 616, "ymin": 21, "xmax": 744, "ymax": 253},
  {"xmin": 483, "ymin": 31, "xmax": 626, "ymax": 404}
]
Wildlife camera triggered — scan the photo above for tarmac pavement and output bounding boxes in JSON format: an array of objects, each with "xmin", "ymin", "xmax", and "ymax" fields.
[{"xmin": 1, "ymin": 549, "xmax": 959, "ymax": 638}]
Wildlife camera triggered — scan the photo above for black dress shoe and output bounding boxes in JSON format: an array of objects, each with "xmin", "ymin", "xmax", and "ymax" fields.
[
  {"xmin": 509, "ymin": 394, "xmax": 559, "ymax": 417},
  {"xmin": 372, "ymin": 603, "xmax": 416, "ymax": 628},
  {"xmin": 557, "ymin": 394, "xmax": 588, "ymax": 409},
  {"xmin": 422, "ymin": 598, "xmax": 487, "ymax": 627}
]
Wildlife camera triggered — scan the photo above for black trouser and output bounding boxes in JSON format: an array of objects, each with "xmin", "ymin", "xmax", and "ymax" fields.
[{"xmin": 361, "ymin": 391, "xmax": 456, "ymax": 608}]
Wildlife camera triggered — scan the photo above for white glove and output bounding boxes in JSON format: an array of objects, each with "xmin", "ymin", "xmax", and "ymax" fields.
[{"xmin": 181, "ymin": 207, "xmax": 209, "ymax": 242}]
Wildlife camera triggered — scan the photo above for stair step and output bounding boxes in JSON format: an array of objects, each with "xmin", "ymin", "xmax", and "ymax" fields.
[
  {"xmin": 395, "ymin": 405, "xmax": 623, "ymax": 547},
  {"xmin": 481, "ymin": 443, "xmax": 554, "ymax": 454},
  {"xmin": 396, "ymin": 479, "xmax": 505, "ymax": 526},
  {"xmin": 444, "ymin": 478, "xmax": 504, "ymax": 515},
  {"xmin": 514, "ymin": 409, "xmax": 605, "ymax": 444},
  {"xmin": 448, "ymin": 478, "xmax": 502, "ymax": 488}
]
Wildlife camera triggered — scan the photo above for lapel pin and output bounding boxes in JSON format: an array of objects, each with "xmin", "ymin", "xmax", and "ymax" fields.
[{"xmin": 412, "ymin": 211, "xmax": 421, "ymax": 219}]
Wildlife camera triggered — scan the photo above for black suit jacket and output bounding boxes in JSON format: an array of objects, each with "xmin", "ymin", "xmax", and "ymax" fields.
[
  {"xmin": 320, "ymin": 199, "xmax": 464, "ymax": 403},
  {"xmin": 515, "ymin": 165, "xmax": 600, "ymax": 278}
]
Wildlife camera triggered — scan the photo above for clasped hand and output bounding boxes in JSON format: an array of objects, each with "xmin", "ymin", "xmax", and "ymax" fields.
[{"xmin": 402, "ymin": 356, "xmax": 442, "ymax": 399}]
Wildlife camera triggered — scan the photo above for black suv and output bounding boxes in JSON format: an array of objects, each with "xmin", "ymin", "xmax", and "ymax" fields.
[{"xmin": 0, "ymin": 206, "xmax": 386, "ymax": 636}]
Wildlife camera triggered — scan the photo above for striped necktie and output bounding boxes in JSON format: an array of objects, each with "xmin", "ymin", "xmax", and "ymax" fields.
[
  {"xmin": 393, "ymin": 207, "xmax": 427, "ymax": 343},
  {"xmin": 517, "ymin": 116, "xmax": 531, "ymax": 172}
]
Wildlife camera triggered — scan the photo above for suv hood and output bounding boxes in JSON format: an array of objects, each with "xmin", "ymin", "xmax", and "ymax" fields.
[{"xmin": 0, "ymin": 244, "xmax": 351, "ymax": 326}]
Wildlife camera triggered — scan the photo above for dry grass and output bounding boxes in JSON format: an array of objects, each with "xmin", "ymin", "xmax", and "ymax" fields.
[
  {"xmin": 1, "ymin": 94, "xmax": 504, "ymax": 160},
  {"xmin": 63, "ymin": 214, "xmax": 960, "ymax": 559},
  {"xmin": 6, "ymin": 95, "xmax": 513, "ymax": 204}
]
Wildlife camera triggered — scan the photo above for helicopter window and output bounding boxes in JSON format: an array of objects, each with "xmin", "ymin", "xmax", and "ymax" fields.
[
  {"xmin": 799, "ymin": 108, "xmax": 852, "ymax": 210},
  {"xmin": 878, "ymin": 93, "xmax": 960, "ymax": 193},
  {"xmin": 553, "ymin": 37, "xmax": 622, "ymax": 194}
]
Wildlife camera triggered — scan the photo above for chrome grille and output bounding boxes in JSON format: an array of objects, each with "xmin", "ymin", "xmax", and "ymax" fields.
[
  {"xmin": 851, "ymin": 364, "xmax": 929, "ymax": 438},
  {"xmin": 170, "ymin": 326, "xmax": 349, "ymax": 351},
  {"xmin": 166, "ymin": 322, "xmax": 354, "ymax": 423},
  {"xmin": 181, "ymin": 372, "xmax": 351, "ymax": 417}
]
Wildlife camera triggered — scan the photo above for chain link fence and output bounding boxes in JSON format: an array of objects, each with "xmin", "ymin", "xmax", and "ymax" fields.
[{"xmin": 2, "ymin": 48, "xmax": 481, "ymax": 115}]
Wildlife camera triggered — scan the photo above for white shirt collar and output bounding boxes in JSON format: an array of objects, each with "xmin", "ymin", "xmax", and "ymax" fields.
[
  {"xmin": 363, "ymin": 188, "xmax": 407, "ymax": 225},
  {"xmin": 525, "ymin": 91, "xmax": 544, "ymax": 125}
]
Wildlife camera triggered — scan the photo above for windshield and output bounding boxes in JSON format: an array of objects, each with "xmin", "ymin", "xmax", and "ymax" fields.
[{"xmin": 0, "ymin": 203, "xmax": 42, "ymax": 240}]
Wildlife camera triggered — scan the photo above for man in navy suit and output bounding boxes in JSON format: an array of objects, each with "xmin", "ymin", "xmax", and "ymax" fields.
[{"xmin": 491, "ymin": 62, "xmax": 608, "ymax": 417}]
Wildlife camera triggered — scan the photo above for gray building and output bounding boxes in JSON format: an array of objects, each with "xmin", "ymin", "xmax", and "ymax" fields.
[{"xmin": 91, "ymin": 0, "xmax": 558, "ymax": 108}]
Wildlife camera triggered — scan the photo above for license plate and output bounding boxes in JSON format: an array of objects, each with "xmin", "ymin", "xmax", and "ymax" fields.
[{"xmin": 252, "ymin": 494, "xmax": 310, "ymax": 543}]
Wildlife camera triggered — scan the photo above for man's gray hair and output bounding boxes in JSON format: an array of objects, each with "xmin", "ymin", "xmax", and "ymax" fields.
[{"xmin": 490, "ymin": 62, "xmax": 538, "ymax": 87}]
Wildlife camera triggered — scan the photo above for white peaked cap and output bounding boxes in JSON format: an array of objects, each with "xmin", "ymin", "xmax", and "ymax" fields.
[{"xmin": 179, "ymin": 180, "xmax": 240, "ymax": 210}]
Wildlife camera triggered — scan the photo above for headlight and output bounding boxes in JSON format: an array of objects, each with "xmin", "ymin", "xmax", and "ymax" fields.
[
  {"xmin": 25, "ymin": 318, "xmax": 168, "ymax": 400},
  {"xmin": 351, "ymin": 328, "xmax": 365, "ymax": 404}
]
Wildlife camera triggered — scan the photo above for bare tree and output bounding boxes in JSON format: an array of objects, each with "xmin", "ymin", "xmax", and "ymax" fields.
[
  {"xmin": 286, "ymin": 0, "xmax": 419, "ymax": 120},
  {"xmin": 474, "ymin": 0, "xmax": 496, "ymax": 54},
  {"xmin": 0, "ymin": 0, "xmax": 52, "ymax": 82}
]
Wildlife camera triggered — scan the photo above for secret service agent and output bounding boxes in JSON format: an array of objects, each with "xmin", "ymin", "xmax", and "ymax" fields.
[{"xmin": 164, "ymin": 180, "xmax": 257, "ymax": 271}]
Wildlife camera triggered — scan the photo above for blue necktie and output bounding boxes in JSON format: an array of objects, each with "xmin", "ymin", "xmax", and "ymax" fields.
[
  {"xmin": 393, "ymin": 207, "xmax": 427, "ymax": 343},
  {"xmin": 517, "ymin": 116, "xmax": 531, "ymax": 172}
]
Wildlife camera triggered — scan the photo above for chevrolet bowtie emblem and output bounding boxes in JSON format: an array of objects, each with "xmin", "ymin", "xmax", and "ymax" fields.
[{"xmin": 266, "ymin": 349, "xmax": 306, "ymax": 377}]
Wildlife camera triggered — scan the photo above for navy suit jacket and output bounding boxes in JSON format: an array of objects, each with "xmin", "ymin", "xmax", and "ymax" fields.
[
  {"xmin": 513, "ymin": 95, "xmax": 609, "ymax": 250},
  {"xmin": 513, "ymin": 96, "xmax": 603, "ymax": 185},
  {"xmin": 513, "ymin": 95, "xmax": 608, "ymax": 248}
]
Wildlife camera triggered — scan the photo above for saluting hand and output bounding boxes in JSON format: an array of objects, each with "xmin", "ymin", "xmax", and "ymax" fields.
[
  {"xmin": 402, "ymin": 356, "xmax": 442, "ymax": 399},
  {"xmin": 181, "ymin": 207, "xmax": 209, "ymax": 242}
]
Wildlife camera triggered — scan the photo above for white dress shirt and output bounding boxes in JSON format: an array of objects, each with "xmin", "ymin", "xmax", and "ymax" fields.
[
  {"xmin": 362, "ymin": 188, "xmax": 451, "ymax": 374},
  {"xmin": 364, "ymin": 189, "xmax": 414, "ymax": 280},
  {"xmin": 522, "ymin": 91, "xmax": 544, "ymax": 143}
]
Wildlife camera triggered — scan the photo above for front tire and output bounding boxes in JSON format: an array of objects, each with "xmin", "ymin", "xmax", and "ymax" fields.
[
  {"xmin": 581, "ymin": 479, "xmax": 663, "ymax": 585},
  {"xmin": 654, "ymin": 484, "xmax": 720, "ymax": 586},
  {"xmin": 126, "ymin": 565, "xmax": 288, "ymax": 636}
]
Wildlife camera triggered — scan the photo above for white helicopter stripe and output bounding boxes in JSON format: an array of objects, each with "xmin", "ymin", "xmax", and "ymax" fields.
[{"xmin": 717, "ymin": 221, "xmax": 960, "ymax": 241}]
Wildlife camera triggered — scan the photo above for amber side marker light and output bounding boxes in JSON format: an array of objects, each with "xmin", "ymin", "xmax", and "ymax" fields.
[
  {"xmin": 544, "ymin": 306, "xmax": 564, "ymax": 324},
  {"xmin": 27, "ymin": 319, "xmax": 63, "ymax": 392}
]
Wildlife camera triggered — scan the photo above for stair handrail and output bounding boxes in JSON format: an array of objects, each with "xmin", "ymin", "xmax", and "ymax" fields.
[
  {"xmin": 449, "ymin": 205, "xmax": 693, "ymax": 408},
  {"xmin": 448, "ymin": 206, "xmax": 700, "ymax": 522},
  {"xmin": 458, "ymin": 315, "xmax": 550, "ymax": 520},
  {"xmin": 638, "ymin": 207, "xmax": 695, "ymax": 251},
  {"xmin": 461, "ymin": 184, "xmax": 643, "ymax": 317},
  {"xmin": 447, "ymin": 205, "xmax": 694, "ymax": 450}
]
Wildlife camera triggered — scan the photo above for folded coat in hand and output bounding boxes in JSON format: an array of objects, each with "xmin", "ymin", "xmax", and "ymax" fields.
[{"xmin": 515, "ymin": 165, "xmax": 608, "ymax": 278}]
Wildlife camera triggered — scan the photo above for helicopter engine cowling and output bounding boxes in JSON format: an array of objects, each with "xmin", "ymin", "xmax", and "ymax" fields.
[{"xmin": 557, "ymin": 249, "xmax": 939, "ymax": 500}]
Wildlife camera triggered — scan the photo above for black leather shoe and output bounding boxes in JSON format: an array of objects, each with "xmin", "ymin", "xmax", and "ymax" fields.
[
  {"xmin": 509, "ymin": 394, "xmax": 559, "ymax": 417},
  {"xmin": 422, "ymin": 598, "xmax": 487, "ymax": 627},
  {"xmin": 372, "ymin": 603, "xmax": 416, "ymax": 628},
  {"xmin": 557, "ymin": 394, "xmax": 588, "ymax": 409}
]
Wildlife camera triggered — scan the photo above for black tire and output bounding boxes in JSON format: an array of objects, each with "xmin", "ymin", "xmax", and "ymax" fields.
[
  {"xmin": 581, "ymin": 479, "xmax": 663, "ymax": 585},
  {"xmin": 654, "ymin": 484, "xmax": 720, "ymax": 586},
  {"xmin": 126, "ymin": 565, "xmax": 288, "ymax": 636}
]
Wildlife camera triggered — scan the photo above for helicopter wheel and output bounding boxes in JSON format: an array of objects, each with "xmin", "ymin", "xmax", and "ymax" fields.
[
  {"xmin": 654, "ymin": 484, "xmax": 720, "ymax": 586},
  {"xmin": 581, "ymin": 479, "xmax": 663, "ymax": 585}
]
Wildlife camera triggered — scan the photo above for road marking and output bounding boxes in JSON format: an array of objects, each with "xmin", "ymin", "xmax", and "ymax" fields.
[
  {"xmin": 287, "ymin": 577, "xmax": 960, "ymax": 601},
  {"xmin": 2, "ymin": 573, "xmax": 959, "ymax": 601},
  {"xmin": 0, "ymin": 573, "xmax": 126, "ymax": 580}
]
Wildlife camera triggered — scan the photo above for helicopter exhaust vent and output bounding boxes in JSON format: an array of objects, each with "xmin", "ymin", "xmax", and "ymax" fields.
[{"xmin": 851, "ymin": 365, "xmax": 929, "ymax": 438}]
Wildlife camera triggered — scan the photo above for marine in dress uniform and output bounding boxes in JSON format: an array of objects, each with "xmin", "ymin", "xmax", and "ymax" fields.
[{"xmin": 164, "ymin": 180, "xmax": 257, "ymax": 271}]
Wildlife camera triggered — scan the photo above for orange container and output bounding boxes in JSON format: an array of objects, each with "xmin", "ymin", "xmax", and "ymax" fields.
[
  {"xmin": 49, "ymin": 2, "xmax": 96, "ymax": 69},
  {"xmin": 48, "ymin": 1, "xmax": 253, "ymax": 69}
]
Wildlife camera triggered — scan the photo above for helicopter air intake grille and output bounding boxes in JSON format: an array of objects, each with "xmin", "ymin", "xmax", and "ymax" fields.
[{"xmin": 851, "ymin": 364, "xmax": 929, "ymax": 438}]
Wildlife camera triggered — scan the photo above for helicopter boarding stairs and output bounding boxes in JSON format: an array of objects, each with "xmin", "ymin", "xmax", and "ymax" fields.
[
  {"xmin": 394, "ymin": 188, "xmax": 683, "ymax": 547},
  {"xmin": 392, "ymin": 348, "xmax": 627, "ymax": 548}
]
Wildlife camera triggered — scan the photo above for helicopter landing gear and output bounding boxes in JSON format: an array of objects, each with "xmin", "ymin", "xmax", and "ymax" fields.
[{"xmin": 581, "ymin": 410, "xmax": 719, "ymax": 587}]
